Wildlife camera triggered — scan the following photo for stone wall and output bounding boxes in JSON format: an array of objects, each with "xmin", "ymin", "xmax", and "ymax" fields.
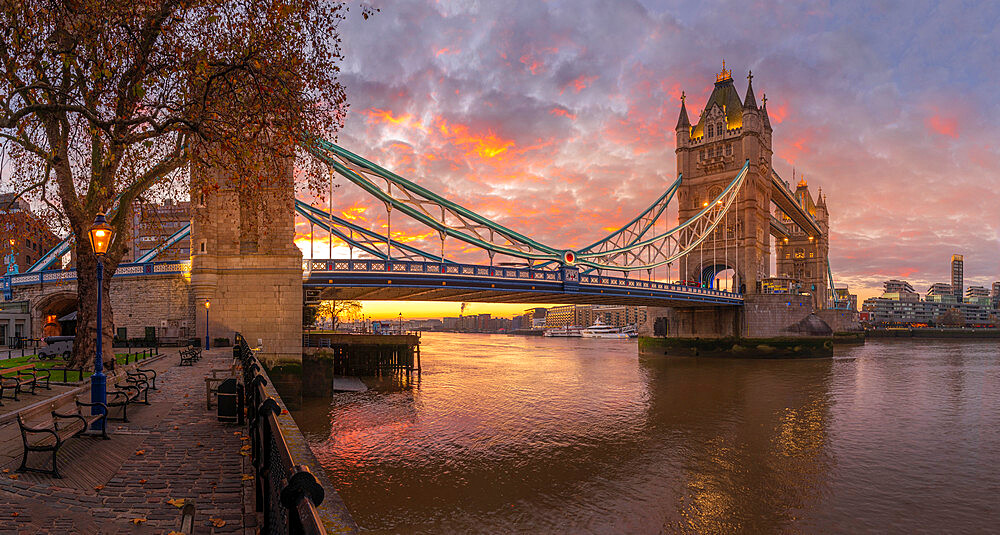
[
  {"xmin": 742, "ymin": 293, "xmax": 822, "ymax": 337},
  {"xmin": 640, "ymin": 305, "xmax": 740, "ymax": 339},
  {"xmin": 816, "ymin": 309, "xmax": 861, "ymax": 333},
  {"xmin": 14, "ymin": 273, "xmax": 194, "ymax": 342},
  {"xmin": 641, "ymin": 293, "xmax": 829, "ymax": 340}
]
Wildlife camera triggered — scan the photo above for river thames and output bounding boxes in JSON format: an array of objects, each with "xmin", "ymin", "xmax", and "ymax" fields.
[{"xmin": 292, "ymin": 333, "xmax": 1000, "ymax": 534}]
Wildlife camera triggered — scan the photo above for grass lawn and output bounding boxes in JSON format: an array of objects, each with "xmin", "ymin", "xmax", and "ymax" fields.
[{"xmin": 0, "ymin": 350, "xmax": 157, "ymax": 383}]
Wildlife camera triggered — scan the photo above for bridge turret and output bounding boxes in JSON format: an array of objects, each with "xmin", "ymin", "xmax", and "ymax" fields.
[{"xmin": 675, "ymin": 91, "xmax": 691, "ymax": 147}]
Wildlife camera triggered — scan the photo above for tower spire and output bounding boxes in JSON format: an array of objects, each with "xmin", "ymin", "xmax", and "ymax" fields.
[
  {"xmin": 743, "ymin": 70, "xmax": 757, "ymax": 109},
  {"xmin": 675, "ymin": 91, "xmax": 691, "ymax": 130},
  {"xmin": 761, "ymin": 92, "xmax": 772, "ymax": 130}
]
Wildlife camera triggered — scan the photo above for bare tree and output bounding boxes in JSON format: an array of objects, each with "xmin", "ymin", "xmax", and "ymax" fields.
[{"xmin": 0, "ymin": 0, "xmax": 372, "ymax": 368}]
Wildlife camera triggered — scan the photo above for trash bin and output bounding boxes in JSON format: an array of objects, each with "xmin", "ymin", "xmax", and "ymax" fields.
[{"xmin": 217, "ymin": 378, "xmax": 239, "ymax": 423}]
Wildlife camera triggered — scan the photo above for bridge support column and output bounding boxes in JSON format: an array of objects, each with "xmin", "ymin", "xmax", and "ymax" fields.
[
  {"xmin": 640, "ymin": 294, "xmax": 834, "ymax": 358},
  {"xmin": 189, "ymin": 151, "xmax": 303, "ymax": 377}
]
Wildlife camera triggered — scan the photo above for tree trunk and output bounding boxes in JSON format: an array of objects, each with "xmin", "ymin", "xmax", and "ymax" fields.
[{"xmin": 69, "ymin": 245, "xmax": 116, "ymax": 372}]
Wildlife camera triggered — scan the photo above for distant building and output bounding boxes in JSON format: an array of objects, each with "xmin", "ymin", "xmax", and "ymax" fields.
[
  {"xmin": 128, "ymin": 198, "xmax": 190, "ymax": 262},
  {"xmin": 966, "ymin": 286, "xmax": 991, "ymax": 306},
  {"xmin": 545, "ymin": 305, "xmax": 593, "ymax": 328},
  {"xmin": 926, "ymin": 282, "xmax": 957, "ymax": 303},
  {"xmin": 862, "ymin": 278, "xmax": 994, "ymax": 327},
  {"xmin": 0, "ymin": 193, "xmax": 60, "ymax": 273},
  {"xmin": 833, "ymin": 284, "xmax": 858, "ymax": 311},
  {"xmin": 993, "ymin": 282, "xmax": 1000, "ymax": 309},
  {"xmin": 882, "ymin": 279, "xmax": 919, "ymax": 302},
  {"xmin": 522, "ymin": 307, "xmax": 548, "ymax": 329},
  {"xmin": 951, "ymin": 254, "xmax": 964, "ymax": 302},
  {"xmin": 591, "ymin": 305, "xmax": 647, "ymax": 328}
]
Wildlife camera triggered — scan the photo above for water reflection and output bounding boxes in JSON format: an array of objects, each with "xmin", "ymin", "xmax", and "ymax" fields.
[{"xmin": 292, "ymin": 334, "xmax": 1000, "ymax": 534}]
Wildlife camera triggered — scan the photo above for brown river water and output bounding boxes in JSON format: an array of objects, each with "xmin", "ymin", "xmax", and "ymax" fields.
[{"xmin": 291, "ymin": 333, "xmax": 1000, "ymax": 534}]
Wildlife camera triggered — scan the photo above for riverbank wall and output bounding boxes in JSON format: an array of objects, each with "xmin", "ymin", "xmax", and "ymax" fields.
[{"xmin": 866, "ymin": 328, "xmax": 1000, "ymax": 338}]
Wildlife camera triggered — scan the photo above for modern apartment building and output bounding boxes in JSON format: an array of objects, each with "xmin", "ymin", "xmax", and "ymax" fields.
[{"xmin": 951, "ymin": 254, "xmax": 964, "ymax": 302}]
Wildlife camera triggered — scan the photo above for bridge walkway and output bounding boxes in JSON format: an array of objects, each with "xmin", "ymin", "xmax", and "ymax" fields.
[{"xmin": 0, "ymin": 348, "xmax": 255, "ymax": 534}]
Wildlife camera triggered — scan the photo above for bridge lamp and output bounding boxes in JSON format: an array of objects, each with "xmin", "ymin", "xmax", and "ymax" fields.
[{"xmin": 87, "ymin": 212, "xmax": 114, "ymax": 431}]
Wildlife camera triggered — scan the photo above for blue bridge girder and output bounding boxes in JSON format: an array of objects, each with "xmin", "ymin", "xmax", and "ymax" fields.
[{"xmin": 303, "ymin": 259, "xmax": 743, "ymax": 307}]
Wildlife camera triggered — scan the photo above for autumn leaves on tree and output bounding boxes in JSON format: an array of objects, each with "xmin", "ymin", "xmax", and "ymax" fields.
[{"xmin": 0, "ymin": 1, "xmax": 372, "ymax": 367}]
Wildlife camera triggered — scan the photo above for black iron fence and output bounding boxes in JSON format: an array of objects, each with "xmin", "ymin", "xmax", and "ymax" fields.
[{"xmin": 235, "ymin": 333, "xmax": 329, "ymax": 535}]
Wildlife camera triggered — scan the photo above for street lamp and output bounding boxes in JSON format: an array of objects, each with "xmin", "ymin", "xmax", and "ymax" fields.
[
  {"xmin": 204, "ymin": 300, "xmax": 211, "ymax": 350},
  {"xmin": 88, "ymin": 212, "xmax": 113, "ymax": 430}
]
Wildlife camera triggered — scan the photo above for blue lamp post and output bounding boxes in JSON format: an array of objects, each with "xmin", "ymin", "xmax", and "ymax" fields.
[
  {"xmin": 88, "ymin": 212, "xmax": 113, "ymax": 430},
  {"xmin": 204, "ymin": 299, "xmax": 210, "ymax": 350}
]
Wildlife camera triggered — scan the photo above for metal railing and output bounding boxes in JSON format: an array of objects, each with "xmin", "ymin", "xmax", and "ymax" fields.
[{"xmin": 235, "ymin": 333, "xmax": 329, "ymax": 535}]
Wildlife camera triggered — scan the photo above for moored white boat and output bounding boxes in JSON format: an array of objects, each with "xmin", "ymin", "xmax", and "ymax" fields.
[
  {"xmin": 580, "ymin": 320, "xmax": 631, "ymax": 339},
  {"xmin": 544, "ymin": 325, "xmax": 583, "ymax": 337}
]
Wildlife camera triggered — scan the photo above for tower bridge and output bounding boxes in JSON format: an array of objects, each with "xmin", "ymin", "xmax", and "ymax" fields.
[{"xmin": 4, "ymin": 64, "xmax": 855, "ymax": 363}]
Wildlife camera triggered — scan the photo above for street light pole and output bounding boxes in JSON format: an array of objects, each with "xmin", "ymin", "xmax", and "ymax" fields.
[
  {"xmin": 204, "ymin": 300, "xmax": 211, "ymax": 351},
  {"xmin": 88, "ymin": 212, "xmax": 114, "ymax": 431}
]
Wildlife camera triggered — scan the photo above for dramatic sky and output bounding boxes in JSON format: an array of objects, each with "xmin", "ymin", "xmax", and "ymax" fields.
[{"xmin": 294, "ymin": 0, "xmax": 1000, "ymax": 319}]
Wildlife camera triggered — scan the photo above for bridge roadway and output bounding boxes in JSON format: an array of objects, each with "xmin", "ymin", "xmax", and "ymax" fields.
[
  {"xmin": 304, "ymin": 259, "xmax": 743, "ymax": 307},
  {"xmin": 2, "ymin": 258, "xmax": 743, "ymax": 307}
]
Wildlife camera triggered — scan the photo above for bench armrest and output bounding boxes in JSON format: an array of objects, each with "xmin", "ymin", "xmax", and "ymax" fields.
[
  {"xmin": 72, "ymin": 399, "xmax": 109, "ymax": 413},
  {"xmin": 17, "ymin": 420, "xmax": 59, "ymax": 438}
]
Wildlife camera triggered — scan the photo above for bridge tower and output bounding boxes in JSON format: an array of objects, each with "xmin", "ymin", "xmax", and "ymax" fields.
[
  {"xmin": 774, "ymin": 177, "xmax": 830, "ymax": 309},
  {"xmin": 189, "ymin": 151, "xmax": 303, "ymax": 366},
  {"xmin": 675, "ymin": 64, "xmax": 772, "ymax": 293}
]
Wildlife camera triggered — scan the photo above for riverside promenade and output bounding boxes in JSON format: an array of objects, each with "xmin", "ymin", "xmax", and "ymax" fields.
[{"xmin": 0, "ymin": 348, "xmax": 254, "ymax": 534}]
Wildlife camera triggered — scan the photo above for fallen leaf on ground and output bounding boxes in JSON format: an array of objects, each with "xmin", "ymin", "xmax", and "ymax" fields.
[
  {"xmin": 131, "ymin": 518, "xmax": 146, "ymax": 525},
  {"xmin": 138, "ymin": 479, "xmax": 147, "ymax": 484},
  {"xmin": 241, "ymin": 474, "xmax": 253, "ymax": 481},
  {"xmin": 233, "ymin": 431, "xmax": 242, "ymax": 436},
  {"xmin": 10, "ymin": 512, "xmax": 18, "ymax": 517},
  {"xmin": 239, "ymin": 451, "xmax": 249, "ymax": 456},
  {"xmin": 240, "ymin": 444, "xmax": 251, "ymax": 451},
  {"xmin": 93, "ymin": 485, "xmax": 104, "ymax": 490},
  {"xmin": 173, "ymin": 426, "xmax": 179, "ymax": 430},
  {"xmin": 166, "ymin": 498, "xmax": 186, "ymax": 508},
  {"xmin": 210, "ymin": 518, "xmax": 226, "ymax": 528},
  {"xmin": 135, "ymin": 450, "xmax": 145, "ymax": 456},
  {"xmin": 8, "ymin": 474, "xmax": 18, "ymax": 480},
  {"xmin": 240, "ymin": 436, "xmax": 249, "ymax": 441},
  {"xmin": 1, "ymin": 469, "xmax": 8, "ymax": 473}
]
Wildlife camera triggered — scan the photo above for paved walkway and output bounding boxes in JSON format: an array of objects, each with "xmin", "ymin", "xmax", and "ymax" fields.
[{"xmin": 0, "ymin": 348, "xmax": 255, "ymax": 534}]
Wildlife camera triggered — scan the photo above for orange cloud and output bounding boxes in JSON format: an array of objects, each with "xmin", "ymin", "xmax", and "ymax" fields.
[
  {"xmin": 435, "ymin": 47, "xmax": 458, "ymax": 57},
  {"xmin": 768, "ymin": 102, "xmax": 788, "ymax": 124},
  {"xmin": 561, "ymin": 75, "xmax": 598, "ymax": 94},
  {"xmin": 437, "ymin": 119, "xmax": 515, "ymax": 160},
  {"xmin": 364, "ymin": 108, "xmax": 429, "ymax": 132},
  {"xmin": 550, "ymin": 107, "xmax": 576, "ymax": 120},
  {"xmin": 926, "ymin": 114, "xmax": 958, "ymax": 138}
]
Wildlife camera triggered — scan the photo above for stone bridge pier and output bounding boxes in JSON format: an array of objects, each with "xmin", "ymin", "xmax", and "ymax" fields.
[{"xmin": 640, "ymin": 294, "xmax": 839, "ymax": 357}]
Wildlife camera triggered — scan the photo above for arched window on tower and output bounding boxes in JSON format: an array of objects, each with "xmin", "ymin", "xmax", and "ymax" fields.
[
  {"xmin": 707, "ymin": 124, "xmax": 714, "ymax": 137},
  {"xmin": 717, "ymin": 122, "xmax": 724, "ymax": 136}
]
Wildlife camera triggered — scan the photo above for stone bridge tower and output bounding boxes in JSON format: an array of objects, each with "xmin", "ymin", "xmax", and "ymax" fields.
[
  {"xmin": 775, "ymin": 176, "xmax": 830, "ymax": 309},
  {"xmin": 189, "ymin": 152, "xmax": 302, "ymax": 366},
  {"xmin": 675, "ymin": 64, "xmax": 773, "ymax": 293}
]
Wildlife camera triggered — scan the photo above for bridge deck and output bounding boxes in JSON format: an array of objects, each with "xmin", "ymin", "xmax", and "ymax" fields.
[{"xmin": 305, "ymin": 259, "xmax": 743, "ymax": 307}]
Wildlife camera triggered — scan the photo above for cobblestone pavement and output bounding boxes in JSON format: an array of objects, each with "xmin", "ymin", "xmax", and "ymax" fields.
[{"xmin": 0, "ymin": 348, "xmax": 256, "ymax": 534}]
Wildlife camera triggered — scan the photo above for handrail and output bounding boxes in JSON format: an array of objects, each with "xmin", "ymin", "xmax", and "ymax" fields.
[{"xmin": 235, "ymin": 332, "xmax": 329, "ymax": 535}]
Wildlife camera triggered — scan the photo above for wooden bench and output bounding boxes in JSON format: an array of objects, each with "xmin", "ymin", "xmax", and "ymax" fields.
[
  {"xmin": 106, "ymin": 365, "xmax": 152, "ymax": 422},
  {"xmin": 0, "ymin": 364, "xmax": 51, "ymax": 403},
  {"xmin": 16, "ymin": 395, "xmax": 109, "ymax": 478},
  {"xmin": 179, "ymin": 346, "xmax": 201, "ymax": 366}
]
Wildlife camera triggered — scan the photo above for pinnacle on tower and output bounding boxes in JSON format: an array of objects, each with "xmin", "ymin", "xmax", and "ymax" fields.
[
  {"xmin": 761, "ymin": 92, "xmax": 772, "ymax": 130},
  {"xmin": 743, "ymin": 70, "xmax": 757, "ymax": 109},
  {"xmin": 675, "ymin": 91, "xmax": 691, "ymax": 130}
]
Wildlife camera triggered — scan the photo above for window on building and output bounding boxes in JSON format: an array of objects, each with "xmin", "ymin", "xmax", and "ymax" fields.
[
  {"xmin": 707, "ymin": 124, "xmax": 714, "ymax": 137},
  {"xmin": 717, "ymin": 122, "xmax": 724, "ymax": 135},
  {"xmin": 725, "ymin": 144, "xmax": 733, "ymax": 156}
]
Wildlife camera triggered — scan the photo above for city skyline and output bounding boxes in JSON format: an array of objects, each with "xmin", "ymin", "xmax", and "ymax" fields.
[{"xmin": 292, "ymin": 1, "xmax": 999, "ymax": 316}]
